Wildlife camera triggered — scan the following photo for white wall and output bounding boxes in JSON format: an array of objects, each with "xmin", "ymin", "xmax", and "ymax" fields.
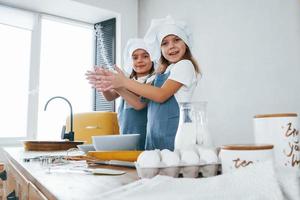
[{"xmin": 139, "ymin": 0, "xmax": 300, "ymax": 146}]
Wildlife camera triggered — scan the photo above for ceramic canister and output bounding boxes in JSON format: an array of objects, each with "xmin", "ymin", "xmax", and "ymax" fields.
[
  {"xmin": 219, "ymin": 144, "xmax": 274, "ymax": 173},
  {"xmin": 254, "ymin": 113, "xmax": 300, "ymax": 170}
]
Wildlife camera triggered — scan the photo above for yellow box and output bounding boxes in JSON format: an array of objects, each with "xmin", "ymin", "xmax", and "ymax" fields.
[{"xmin": 66, "ymin": 111, "xmax": 119, "ymax": 144}]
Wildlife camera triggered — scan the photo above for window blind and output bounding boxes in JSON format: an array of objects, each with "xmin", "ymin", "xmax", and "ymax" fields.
[{"xmin": 93, "ymin": 18, "xmax": 116, "ymax": 111}]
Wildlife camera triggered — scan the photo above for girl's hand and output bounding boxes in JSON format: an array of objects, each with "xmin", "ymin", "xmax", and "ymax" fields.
[
  {"xmin": 85, "ymin": 66, "xmax": 107, "ymax": 87},
  {"xmin": 85, "ymin": 68, "xmax": 98, "ymax": 86},
  {"xmin": 96, "ymin": 66, "xmax": 127, "ymax": 92}
]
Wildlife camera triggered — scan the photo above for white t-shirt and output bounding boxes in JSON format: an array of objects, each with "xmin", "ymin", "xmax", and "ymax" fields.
[
  {"xmin": 134, "ymin": 73, "xmax": 155, "ymax": 84},
  {"xmin": 165, "ymin": 59, "xmax": 198, "ymax": 103}
]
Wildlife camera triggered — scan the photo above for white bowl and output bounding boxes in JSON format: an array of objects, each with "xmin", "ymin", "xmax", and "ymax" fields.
[
  {"xmin": 77, "ymin": 144, "xmax": 95, "ymax": 153},
  {"xmin": 92, "ymin": 134, "xmax": 140, "ymax": 151}
]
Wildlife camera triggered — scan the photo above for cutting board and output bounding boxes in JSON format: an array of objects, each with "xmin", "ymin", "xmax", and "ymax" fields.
[{"xmin": 23, "ymin": 140, "xmax": 84, "ymax": 151}]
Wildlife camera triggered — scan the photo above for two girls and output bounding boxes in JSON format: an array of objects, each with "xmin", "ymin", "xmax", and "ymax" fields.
[{"xmin": 94, "ymin": 16, "xmax": 200, "ymax": 151}]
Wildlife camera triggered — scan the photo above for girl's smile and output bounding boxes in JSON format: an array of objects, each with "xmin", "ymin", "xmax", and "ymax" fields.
[
  {"xmin": 161, "ymin": 35, "xmax": 187, "ymax": 63},
  {"xmin": 132, "ymin": 49, "xmax": 152, "ymax": 77}
]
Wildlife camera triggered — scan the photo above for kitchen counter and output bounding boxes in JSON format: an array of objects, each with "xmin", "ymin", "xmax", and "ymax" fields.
[{"xmin": 1, "ymin": 147, "xmax": 139, "ymax": 200}]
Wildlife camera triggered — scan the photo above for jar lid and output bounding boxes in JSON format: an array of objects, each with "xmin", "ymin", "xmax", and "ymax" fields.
[
  {"xmin": 221, "ymin": 144, "xmax": 274, "ymax": 151},
  {"xmin": 254, "ymin": 113, "xmax": 297, "ymax": 118}
]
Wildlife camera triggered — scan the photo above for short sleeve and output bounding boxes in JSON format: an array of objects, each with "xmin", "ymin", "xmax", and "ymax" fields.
[{"xmin": 168, "ymin": 60, "xmax": 196, "ymax": 87}]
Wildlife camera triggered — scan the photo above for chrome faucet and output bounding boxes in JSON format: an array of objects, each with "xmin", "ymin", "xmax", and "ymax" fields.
[{"xmin": 44, "ymin": 96, "xmax": 74, "ymax": 141}]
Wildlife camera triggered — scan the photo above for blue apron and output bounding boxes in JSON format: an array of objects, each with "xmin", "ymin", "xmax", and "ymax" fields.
[
  {"xmin": 118, "ymin": 99, "xmax": 147, "ymax": 150},
  {"xmin": 145, "ymin": 71, "xmax": 179, "ymax": 151}
]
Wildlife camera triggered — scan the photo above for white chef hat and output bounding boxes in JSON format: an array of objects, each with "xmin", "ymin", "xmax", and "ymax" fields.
[
  {"xmin": 123, "ymin": 38, "xmax": 155, "ymax": 75},
  {"xmin": 144, "ymin": 16, "xmax": 193, "ymax": 59}
]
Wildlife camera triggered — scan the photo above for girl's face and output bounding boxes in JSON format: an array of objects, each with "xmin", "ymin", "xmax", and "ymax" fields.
[
  {"xmin": 161, "ymin": 34, "xmax": 187, "ymax": 63},
  {"xmin": 132, "ymin": 49, "xmax": 152, "ymax": 77}
]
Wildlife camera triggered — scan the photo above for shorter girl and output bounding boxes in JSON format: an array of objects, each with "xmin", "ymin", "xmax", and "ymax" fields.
[{"xmin": 86, "ymin": 38, "xmax": 155, "ymax": 150}]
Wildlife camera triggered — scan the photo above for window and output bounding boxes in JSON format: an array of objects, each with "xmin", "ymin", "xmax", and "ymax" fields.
[
  {"xmin": 0, "ymin": 23, "xmax": 31, "ymax": 138},
  {"xmin": 0, "ymin": 4, "xmax": 116, "ymax": 144},
  {"xmin": 37, "ymin": 17, "xmax": 94, "ymax": 140}
]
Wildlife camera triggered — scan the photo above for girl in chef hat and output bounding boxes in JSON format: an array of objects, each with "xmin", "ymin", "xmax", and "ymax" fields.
[
  {"xmin": 95, "ymin": 16, "xmax": 200, "ymax": 151},
  {"xmin": 86, "ymin": 38, "xmax": 156, "ymax": 150}
]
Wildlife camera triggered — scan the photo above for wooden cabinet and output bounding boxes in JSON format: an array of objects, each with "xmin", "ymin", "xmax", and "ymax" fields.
[
  {"xmin": 28, "ymin": 182, "xmax": 48, "ymax": 200},
  {"xmin": 5, "ymin": 159, "xmax": 29, "ymax": 200},
  {"xmin": 2, "ymin": 157, "xmax": 49, "ymax": 200},
  {"xmin": 0, "ymin": 163, "xmax": 4, "ymax": 200}
]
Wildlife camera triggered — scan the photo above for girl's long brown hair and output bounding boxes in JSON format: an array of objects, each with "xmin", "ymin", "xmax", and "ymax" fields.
[{"xmin": 158, "ymin": 46, "xmax": 201, "ymax": 75}]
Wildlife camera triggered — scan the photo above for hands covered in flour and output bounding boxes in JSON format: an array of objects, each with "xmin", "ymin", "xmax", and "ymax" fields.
[{"xmin": 85, "ymin": 65, "xmax": 127, "ymax": 92}]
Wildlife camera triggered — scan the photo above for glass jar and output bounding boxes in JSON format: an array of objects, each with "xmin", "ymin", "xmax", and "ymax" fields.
[{"xmin": 174, "ymin": 101, "xmax": 213, "ymax": 150}]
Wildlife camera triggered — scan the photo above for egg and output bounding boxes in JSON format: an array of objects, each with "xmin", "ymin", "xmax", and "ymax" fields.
[
  {"xmin": 199, "ymin": 164, "xmax": 219, "ymax": 177},
  {"xmin": 159, "ymin": 149, "xmax": 181, "ymax": 177},
  {"xmin": 137, "ymin": 150, "xmax": 161, "ymax": 168},
  {"xmin": 136, "ymin": 150, "xmax": 161, "ymax": 178},
  {"xmin": 180, "ymin": 149, "xmax": 200, "ymax": 165},
  {"xmin": 197, "ymin": 147, "xmax": 219, "ymax": 164},
  {"xmin": 160, "ymin": 149, "xmax": 180, "ymax": 166},
  {"xmin": 180, "ymin": 149, "xmax": 200, "ymax": 178},
  {"xmin": 197, "ymin": 146, "xmax": 219, "ymax": 177}
]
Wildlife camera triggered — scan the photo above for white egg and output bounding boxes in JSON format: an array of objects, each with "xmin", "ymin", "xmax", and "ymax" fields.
[
  {"xmin": 160, "ymin": 149, "xmax": 180, "ymax": 167},
  {"xmin": 137, "ymin": 150, "xmax": 161, "ymax": 168},
  {"xmin": 197, "ymin": 146, "xmax": 218, "ymax": 163},
  {"xmin": 180, "ymin": 149, "xmax": 200, "ymax": 165}
]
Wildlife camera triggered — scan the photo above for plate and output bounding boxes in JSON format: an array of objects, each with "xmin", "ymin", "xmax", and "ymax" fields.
[{"xmin": 23, "ymin": 140, "xmax": 84, "ymax": 151}]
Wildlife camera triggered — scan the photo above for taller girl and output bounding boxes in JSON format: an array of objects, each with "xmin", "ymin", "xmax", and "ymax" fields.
[{"xmin": 99, "ymin": 16, "xmax": 200, "ymax": 150}]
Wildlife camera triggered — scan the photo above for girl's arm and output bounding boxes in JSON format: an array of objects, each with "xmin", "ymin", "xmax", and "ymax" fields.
[
  {"xmin": 98, "ymin": 67, "xmax": 183, "ymax": 103},
  {"xmin": 101, "ymin": 90, "xmax": 120, "ymax": 101},
  {"xmin": 123, "ymin": 78, "xmax": 182, "ymax": 103},
  {"xmin": 115, "ymin": 88, "xmax": 147, "ymax": 110}
]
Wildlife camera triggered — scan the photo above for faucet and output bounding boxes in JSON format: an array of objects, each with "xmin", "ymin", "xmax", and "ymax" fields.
[{"xmin": 44, "ymin": 96, "xmax": 74, "ymax": 141}]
